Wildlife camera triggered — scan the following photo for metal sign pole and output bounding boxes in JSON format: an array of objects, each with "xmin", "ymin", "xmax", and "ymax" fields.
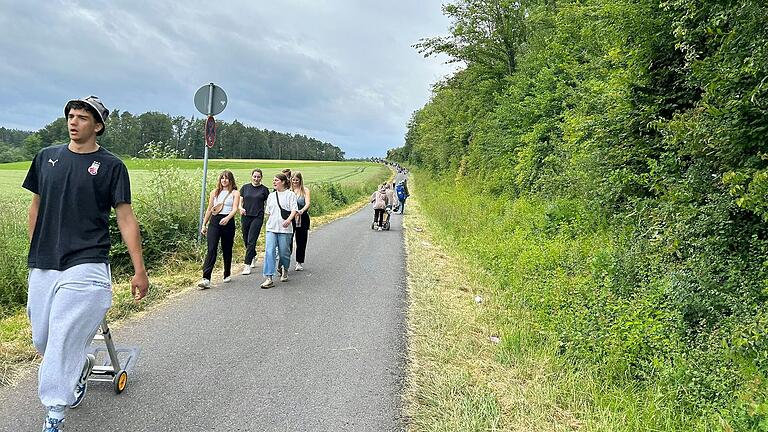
[
  {"xmin": 207, "ymin": 83, "xmax": 214, "ymax": 114},
  {"xmin": 193, "ymin": 82, "xmax": 227, "ymax": 242},
  {"xmin": 197, "ymin": 145, "xmax": 210, "ymax": 242}
]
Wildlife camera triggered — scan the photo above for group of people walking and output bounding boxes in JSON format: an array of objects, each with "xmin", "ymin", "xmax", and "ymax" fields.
[
  {"xmin": 370, "ymin": 179, "xmax": 409, "ymax": 230},
  {"xmin": 197, "ymin": 167, "xmax": 311, "ymax": 290}
]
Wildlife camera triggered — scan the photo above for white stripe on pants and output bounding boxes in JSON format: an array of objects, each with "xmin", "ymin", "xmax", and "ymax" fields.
[{"xmin": 27, "ymin": 263, "xmax": 112, "ymax": 410}]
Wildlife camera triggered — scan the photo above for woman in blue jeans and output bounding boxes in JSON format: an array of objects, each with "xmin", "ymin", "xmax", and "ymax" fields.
[{"xmin": 260, "ymin": 173, "xmax": 298, "ymax": 288}]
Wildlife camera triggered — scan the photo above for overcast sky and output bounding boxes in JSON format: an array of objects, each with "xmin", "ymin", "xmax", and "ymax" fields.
[{"xmin": 0, "ymin": 1, "xmax": 457, "ymax": 158}]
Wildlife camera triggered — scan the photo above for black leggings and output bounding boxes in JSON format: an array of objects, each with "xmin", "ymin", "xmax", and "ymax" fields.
[
  {"xmin": 202, "ymin": 214, "xmax": 235, "ymax": 279},
  {"xmin": 241, "ymin": 215, "xmax": 264, "ymax": 265},
  {"xmin": 294, "ymin": 213, "xmax": 311, "ymax": 263},
  {"xmin": 374, "ymin": 209, "xmax": 385, "ymax": 226}
]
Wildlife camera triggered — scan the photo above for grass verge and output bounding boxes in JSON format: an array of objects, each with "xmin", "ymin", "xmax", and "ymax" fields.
[{"xmin": 403, "ymin": 176, "xmax": 693, "ymax": 431}]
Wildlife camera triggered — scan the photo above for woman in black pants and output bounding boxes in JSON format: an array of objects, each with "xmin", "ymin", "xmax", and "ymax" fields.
[
  {"xmin": 290, "ymin": 171, "xmax": 311, "ymax": 271},
  {"xmin": 238, "ymin": 168, "xmax": 270, "ymax": 274},
  {"xmin": 198, "ymin": 170, "xmax": 240, "ymax": 289}
]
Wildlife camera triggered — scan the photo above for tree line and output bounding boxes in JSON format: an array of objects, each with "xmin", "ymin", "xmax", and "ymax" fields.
[
  {"xmin": 392, "ymin": 0, "xmax": 767, "ymax": 425},
  {"xmin": 0, "ymin": 112, "xmax": 345, "ymax": 162}
]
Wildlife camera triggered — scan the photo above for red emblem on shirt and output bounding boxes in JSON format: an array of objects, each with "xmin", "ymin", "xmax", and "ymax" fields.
[{"xmin": 88, "ymin": 161, "xmax": 101, "ymax": 176}]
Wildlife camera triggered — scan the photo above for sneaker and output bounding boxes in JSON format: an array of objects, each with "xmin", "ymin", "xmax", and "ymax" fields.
[
  {"xmin": 250, "ymin": 259, "xmax": 257, "ymax": 268},
  {"xmin": 197, "ymin": 278, "xmax": 210, "ymax": 289},
  {"xmin": 70, "ymin": 353, "xmax": 95, "ymax": 409},
  {"xmin": 223, "ymin": 276, "xmax": 232, "ymax": 283},
  {"xmin": 280, "ymin": 268, "xmax": 288, "ymax": 282},
  {"xmin": 241, "ymin": 266, "xmax": 252, "ymax": 275},
  {"xmin": 295, "ymin": 263, "xmax": 304, "ymax": 271},
  {"xmin": 260, "ymin": 277, "xmax": 274, "ymax": 289},
  {"xmin": 42, "ymin": 416, "xmax": 65, "ymax": 432},
  {"xmin": 377, "ymin": 226, "xmax": 383, "ymax": 231}
]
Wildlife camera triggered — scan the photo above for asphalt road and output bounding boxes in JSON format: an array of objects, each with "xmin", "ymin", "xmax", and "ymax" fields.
[{"xmin": 0, "ymin": 206, "xmax": 408, "ymax": 431}]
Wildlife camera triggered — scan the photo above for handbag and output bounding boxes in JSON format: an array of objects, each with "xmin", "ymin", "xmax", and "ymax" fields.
[
  {"xmin": 275, "ymin": 191, "xmax": 292, "ymax": 220},
  {"xmin": 211, "ymin": 191, "xmax": 232, "ymax": 215}
]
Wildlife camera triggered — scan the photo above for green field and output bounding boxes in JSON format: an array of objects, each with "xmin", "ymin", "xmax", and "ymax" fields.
[{"xmin": 0, "ymin": 158, "xmax": 388, "ymax": 198}]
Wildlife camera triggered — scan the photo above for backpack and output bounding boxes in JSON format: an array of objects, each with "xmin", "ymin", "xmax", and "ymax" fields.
[{"xmin": 396, "ymin": 184, "xmax": 406, "ymax": 200}]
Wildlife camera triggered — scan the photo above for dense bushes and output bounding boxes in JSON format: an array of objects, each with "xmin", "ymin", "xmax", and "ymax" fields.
[
  {"xmin": 107, "ymin": 167, "xmax": 201, "ymax": 276},
  {"xmin": 396, "ymin": 0, "xmax": 768, "ymax": 426}
]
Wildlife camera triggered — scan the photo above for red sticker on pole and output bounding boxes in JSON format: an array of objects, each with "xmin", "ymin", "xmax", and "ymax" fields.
[{"xmin": 205, "ymin": 116, "xmax": 216, "ymax": 148}]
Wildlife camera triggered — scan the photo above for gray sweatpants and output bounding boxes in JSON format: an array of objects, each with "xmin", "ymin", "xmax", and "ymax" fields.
[{"xmin": 27, "ymin": 263, "xmax": 112, "ymax": 411}]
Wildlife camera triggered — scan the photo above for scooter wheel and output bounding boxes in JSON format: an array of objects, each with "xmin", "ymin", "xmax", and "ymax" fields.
[{"xmin": 114, "ymin": 370, "xmax": 128, "ymax": 394}]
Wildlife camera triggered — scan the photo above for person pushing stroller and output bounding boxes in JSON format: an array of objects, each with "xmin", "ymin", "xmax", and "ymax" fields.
[{"xmin": 370, "ymin": 184, "xmax": 390, "ymax": 231}]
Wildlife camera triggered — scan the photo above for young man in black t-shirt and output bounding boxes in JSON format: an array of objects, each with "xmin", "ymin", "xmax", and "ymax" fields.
[
  {"xmin": 238, "ymin": 168, "xmax": 270, "ymax": 274},
  {"xmin": 23, "ymin": 96, "xmax": 149, "ymax": 432}
]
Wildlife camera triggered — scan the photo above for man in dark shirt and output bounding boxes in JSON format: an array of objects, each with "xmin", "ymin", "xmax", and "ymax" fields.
[
  {"xmin": 23, "ymin": 96, "xmax": 149, "ymax": 432},
  {"xmin": 238, "ymin": 168, "xmax": 270, "ymax": 274}
]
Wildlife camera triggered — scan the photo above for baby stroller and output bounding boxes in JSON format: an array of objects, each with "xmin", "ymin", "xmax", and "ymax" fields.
[{"xmin": 371, "ymin": 206, "xmax": 392, "ymax": 231}]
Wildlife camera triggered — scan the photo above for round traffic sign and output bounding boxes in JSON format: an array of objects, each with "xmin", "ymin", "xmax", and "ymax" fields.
[{"xmin": 194, "ymin": 83, "xmax": 228, "ymax": 116}]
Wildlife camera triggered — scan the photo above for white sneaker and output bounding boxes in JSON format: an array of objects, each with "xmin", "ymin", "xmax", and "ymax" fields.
[
  {"xmin": 197, "ymin": 278, "xmax": 211, "ymax": 289},
  {"xmin": 295, "ymin": 263, "xmax": 304, "ymax": 271},
  {"xmin": 223, "ymin": 276, "xmax": 232, "ymax": 283},
  {"xmin": 70, "ymin": 353, "xmax": 95, "ymax": 409},
  {"xmin": 42, "ymin": 415, "xmax": 65, "ymax": 432},
  {"xmin": 241, "ymin": 266, "xmax": 252, "ymax": 275},
  {"xmin": 377, "ymin": 226, "xmax": 383, "ymax": 231},
  {"xmin": 250, "ymin": 259, "xmax": 257, "ymax": 268},
  {"xmin": 260, "ymin": 277, "xmax": 274, "ymax": 289},
  {"xmin": 280, "ymin": 268, "xmax": 288, "ymax": 282}
]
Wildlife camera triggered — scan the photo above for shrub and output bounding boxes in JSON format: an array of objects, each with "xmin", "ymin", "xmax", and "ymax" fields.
[
  {"xmin": 108, "ymin": 167, "xmax": 201, "ymax": 276},
  {"xmin": 0, "ymin": 198, "xmax": 29, "ymax": 318}
]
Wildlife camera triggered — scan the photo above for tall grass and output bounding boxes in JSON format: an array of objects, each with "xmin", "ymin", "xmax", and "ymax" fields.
[
  {"xmin": 410, "ymin": 171, "xmax": 735, "ymax": 430},
  {"xmin": 0, "ymin": 197, "xmax": 29, "ymax": 318}
]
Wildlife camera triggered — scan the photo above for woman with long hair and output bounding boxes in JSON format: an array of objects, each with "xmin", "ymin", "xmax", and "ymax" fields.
[
  {"xmin": 260, "ymin": 173, "xmax": 298, "ymax": 288},
  {"xmin": 198, "ymin": 170, "xmax": 240, "ymax": 289},
  {"xmin": 290, "ymin": 171, "xmax": 311, "ymax": 271},
  {"xmin": 238, "ymin": 168, "xmax": 269, "ymax": 274}
]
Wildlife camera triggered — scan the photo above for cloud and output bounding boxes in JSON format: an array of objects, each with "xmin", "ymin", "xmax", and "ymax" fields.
[{"xmin": 0, "ymin": 0, "xmax": 456, "ymax": 157}]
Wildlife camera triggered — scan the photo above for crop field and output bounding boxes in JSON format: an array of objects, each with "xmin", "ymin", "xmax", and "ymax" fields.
[{"xmin": 0, "ymin": 158, "xmax": 388, "ymax": 199}]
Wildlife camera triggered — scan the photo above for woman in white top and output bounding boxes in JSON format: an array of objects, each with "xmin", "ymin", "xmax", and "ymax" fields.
[
  {"xmin": 198, "ymin": 170, "xmax": 241, "ymax": 289},
  {"xmin": 260, "ymin": 173, "xmax": 298, "ymax": 288}
]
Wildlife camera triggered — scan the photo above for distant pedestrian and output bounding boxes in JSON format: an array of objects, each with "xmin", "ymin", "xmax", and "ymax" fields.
[
  {"xmin": 198, "ymin": 170, "xmax": 240, "ymax": 289},
  {"xmin": 23, "ymin": 96, "xmax": 149, "ymax": 432},
  {"xmin": 395, "ymin": 180, "xmax": 409, "ymax": 214},
  {"xmin": 260, "ymin": 173, "xmax": 298, "ymax": 288},
  {"xmin": 238, "ymin": 168, "xmax": 269, "ymax": 275},
  {"xmin": 370, "ymin": 184, "xmax": 389, "ymax": 230},
  {"xmin": 290, "ymin": 171, "xmax": 311, "ymax": 271}
]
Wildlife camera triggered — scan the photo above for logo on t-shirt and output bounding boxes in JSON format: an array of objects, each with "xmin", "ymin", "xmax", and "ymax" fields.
[
  {"xmin": 88, "ymin": 161, "xmax": 101, "ymax": 176},
  {"xmin": 48, "ymin": 158, "xmax": 58, "ymax": 167}
]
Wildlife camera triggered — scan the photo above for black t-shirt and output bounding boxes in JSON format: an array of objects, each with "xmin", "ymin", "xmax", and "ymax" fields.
[
  {"xmin": 23, "ymin": 144, "xmax": 131, "ymax": 270},
  {"xmin": 239, "ymin": 183, "xmax": 269, "ymax": 219}
]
